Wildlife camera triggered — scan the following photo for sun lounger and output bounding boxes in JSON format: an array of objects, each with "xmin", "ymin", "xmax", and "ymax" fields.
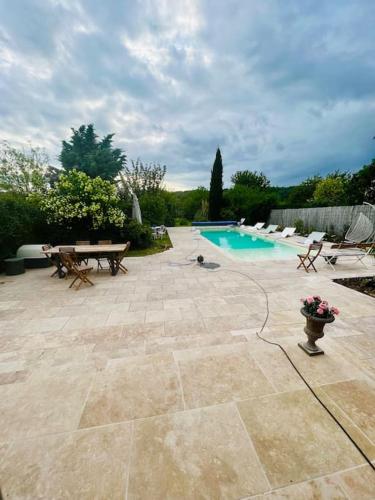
[
  {"xmin": 248, "ymin": 222, "xmax": 265, "ymax": 231},
  {"xmin": 272, "ymin": 227, "xmax": 296, "ymax": 239},
  {"xmin": 259, "ymin": 224, "xmax": 278, "ymax": 234},
  {"xmin": 320, "ymin": 242, "xmax": 374, "ymax": 270},
  {"xmin": 296, "ymin": 231, "xmax": 326, "ymax": 245}
]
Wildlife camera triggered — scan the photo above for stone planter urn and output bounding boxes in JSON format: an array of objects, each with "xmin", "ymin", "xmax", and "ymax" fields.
[{"xmin": 299, "ymin": 308, "xmax": 335, "ymax": 356}]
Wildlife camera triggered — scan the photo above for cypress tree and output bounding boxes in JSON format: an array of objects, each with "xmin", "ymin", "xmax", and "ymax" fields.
[{"xmin": 208, "ymin": 148, "xmax": 223, "ymax": 220}]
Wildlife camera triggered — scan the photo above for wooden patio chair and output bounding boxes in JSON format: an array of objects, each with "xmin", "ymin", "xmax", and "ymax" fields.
[
  {"xmin": 42, "ymin": 244, "xmax": 60, "ymax": 277},
  {"xmin": 96, "ymin": 240, "xmax": 112, "ymax": 270},
  {"xmin": 75, "ymin": 240, "xmax": 90, "ymax": 265},
  {"xmin": 297, "ymin": 243, "xmax": 323, "ymax": 273},
  {"xmin": 58, "ymin": 246, "xmax": 78, "ymax": 278},
  {"xmin": 59, "ymin": 249, "xmax": 94, "ymax": 290},
  {"xmin": 113, "ymin": 241, "xmax": 131, "ymax": 274}
]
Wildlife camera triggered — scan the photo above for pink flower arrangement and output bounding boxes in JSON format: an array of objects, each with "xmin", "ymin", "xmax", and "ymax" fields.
[{"xmin": 300, "ymin": 295, "xmax": 339, "ymax": 319}]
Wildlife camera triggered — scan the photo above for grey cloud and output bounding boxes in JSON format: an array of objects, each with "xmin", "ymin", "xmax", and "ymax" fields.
[{"xmin": 0, "ymin": 0, "xmax": 374, "ymax": 189}]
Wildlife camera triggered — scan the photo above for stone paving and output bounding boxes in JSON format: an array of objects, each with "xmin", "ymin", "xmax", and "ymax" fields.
[{"xmin": 0, "ymin": 227, "xmax": 374, "ymax": 499}]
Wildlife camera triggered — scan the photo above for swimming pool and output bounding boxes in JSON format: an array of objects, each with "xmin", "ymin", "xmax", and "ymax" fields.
[{"xmin": 200, "ymin": 229, "xmax": 299, "ymax": 261}]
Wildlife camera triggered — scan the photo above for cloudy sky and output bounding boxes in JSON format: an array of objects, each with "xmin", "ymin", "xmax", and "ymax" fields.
[{"xmin": 1, "ymin": 0, "xmax": 375, "ymax": 190}]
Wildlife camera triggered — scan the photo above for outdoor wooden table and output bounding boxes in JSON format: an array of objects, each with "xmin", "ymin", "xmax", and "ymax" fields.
[{"xmin": 42, "ymin": 244, "xmax": 127, "ymax": 278}]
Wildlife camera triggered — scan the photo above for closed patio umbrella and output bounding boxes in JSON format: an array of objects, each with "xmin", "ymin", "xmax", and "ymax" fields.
[{"xmin": 132, "ymin": 193, "xmax": 142, "ymax": 224}]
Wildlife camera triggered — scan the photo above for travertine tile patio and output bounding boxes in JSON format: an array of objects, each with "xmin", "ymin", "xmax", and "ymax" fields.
[{"xmin": 0, "ymin": 226, "xmax": 374, "ymax": 498}]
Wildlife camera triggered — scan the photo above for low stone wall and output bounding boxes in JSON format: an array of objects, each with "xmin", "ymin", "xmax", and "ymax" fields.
[{"xmin": 269, "ymin": 204, "xmax": 375, "ymax": 236}]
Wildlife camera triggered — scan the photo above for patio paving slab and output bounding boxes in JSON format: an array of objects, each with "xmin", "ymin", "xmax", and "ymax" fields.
[
  {"xmin": 319, "ymin": 379, "xmax": 375, "ymax": 443},
  {"xmin": 79, "ymin": 353, "xmax": 184, "ymax": 428},
  {"xmin": 0, "ymin": 366, "xmax": 94, "ymax": 441},
  {"xmin": 338, "ymin": 464, "xmax": 375, "ymax": 499},
  {"xmin": 237, "ymin": 389, "xmax": 364, "ymax": 488},
  {"xmin": 175, "ymin": 343, "xmax": 275, "ymax": 408},
  {"xmin": 0, "ymin": 423, "xmax": 132, "ymax": 499},
  {"xmin": 127, "ymin": 404, "xmax": 270, "ymax": 499}
]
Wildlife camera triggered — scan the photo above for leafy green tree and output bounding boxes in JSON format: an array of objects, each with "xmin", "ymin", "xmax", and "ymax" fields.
[
  {"xmin": 231, "ymin": 170, "xmax": 270, "ymax": 190},
  {"xmin": 181, "ymin": 187, "xmax": 208, "ymax": 220},
  {"xmin": 139, "ymin": 192, "xmax": 167, "ymax": 225},
  {"xmin": 347, "ymin": 159, "xmax": 375, "ymax": 204},
  {"xmin": 286, "ymin": 176, "xmax": 322, "ymax": 208},
  {"xmin": 208, "ymin": 148, "xmax": 223, "ymax": 220},
  {"xmin": 59, "ymin": 124, "xmax": 126, "ymax": 180},
  {"xmin": 224, "ymin": 184, "xmax": 277, "ymax": 224},
  {"xmin": 365, "ymin": 179, "xmax": 375, "ymax": 203},
  {"xmin": 196, "ymin": 198, "xmax": 209, "ymax": 221},
  {"xmin": 119, "ymin": 158, "xmax": 166, "ymax": 196},
  {"xmin": 45, "ymin": 166, "xmax": 62, "ymax": 187},
  {"xmin": 160, "ymin": 190, "xmax": 178, "ymax": 226},
  {"xmin": 312, "ymin": 176, "xmax": 347, "ymax": 206},
  {"xmin": 40, "ymin": 170, "xmax": 126, "ymax": 230},
  {"xmin": 0, "ymin": 141, "xmax": 49, "ymax": 193}
]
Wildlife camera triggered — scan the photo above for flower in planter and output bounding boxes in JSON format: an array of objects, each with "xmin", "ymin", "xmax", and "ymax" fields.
[{"xmin": 300, "ymin": 296, "xmax": 339, "ymax": 319}]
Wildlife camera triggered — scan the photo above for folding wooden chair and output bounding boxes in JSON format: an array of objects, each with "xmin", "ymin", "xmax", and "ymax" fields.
[
  {"xmin": 96, "ymin": 240, "xmax": 112, "ymax": 270},
  {"xmin": 113, "ymin": 241, "xmax": 131, "ymax": 275},
  {"xmin": 75, "ymin": 240, "xmax": 90, "ymax": 265},
  {"xmin": 42, "ymin": 244, "xmax": 60, "ymax": 277},
  {"xmin": 297, "ymin": 243, "xmax": 323, "ymax": 273},
  {"xmin": 59, "ymin": 249, "xmax": 94, "ymax": 289}
]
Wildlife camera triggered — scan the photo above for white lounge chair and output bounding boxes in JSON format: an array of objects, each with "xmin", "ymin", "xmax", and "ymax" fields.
[
  {"xmin": 238, "ymin": 218, "xmax": 246, "ymax": 227},
  {"xmin": 297, "ymin": 231, "xmax": 326, "ymax": 245},
  {"xmin": 259, "ymin": 224, "xmax": 279, "ymax": 234},
  {"xmin": 248, "ymin": 222, "xmax": 265, "ymax": 231},
  {"xmin": 272, "ymin": 227, "xmax": 296, "ymax": 239}
]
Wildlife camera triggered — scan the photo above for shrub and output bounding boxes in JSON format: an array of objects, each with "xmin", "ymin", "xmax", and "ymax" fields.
[
  {"xmin": 0, "ymin": 193, "xmax": 45, "ymax": 266},
  {"xmin": 294, "ymin": 219, "xmax": 305, "ymax": 234},
  {"xmin": 120, "ymin": 220, "xmax": 153, "ymax": 249},
  {"xmin": 220, "ymin": 208, "xmax": 236, "ymax": 220},
  {"xmin": 40, "ymin": 170, "xmax": 126, "ymax": 231},
  {"xmin": 174, "ymin": 217, "xmax": 191, "ymax": 226},
  {"xmin": 139, "ymin": 192, "xmax": 167, "ymax": 225}
]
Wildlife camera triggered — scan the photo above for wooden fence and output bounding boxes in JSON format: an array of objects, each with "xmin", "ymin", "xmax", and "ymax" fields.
[{"xmin": 269, "ymin": 204, "xmax": 375, "ymax": 236}]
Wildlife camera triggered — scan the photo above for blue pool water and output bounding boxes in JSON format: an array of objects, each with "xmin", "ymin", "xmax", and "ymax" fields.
[{"xmin": 200, "ymin": 229, "xmax": 299, "ymax": 261}]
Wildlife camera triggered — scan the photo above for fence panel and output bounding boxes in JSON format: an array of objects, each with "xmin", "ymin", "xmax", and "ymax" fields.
[{"xmin": 269, "ymin": 205, "xmax": 375, "ymax": 236}]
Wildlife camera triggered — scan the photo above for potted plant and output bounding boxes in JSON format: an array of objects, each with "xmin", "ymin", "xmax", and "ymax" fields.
[{"xmin": 299, "ymin": 296, "xmax": 339, "ymax": 356}]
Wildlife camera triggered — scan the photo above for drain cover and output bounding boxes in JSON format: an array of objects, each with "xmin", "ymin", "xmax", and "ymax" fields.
[{"xmin": 201, "ymin": 262, "xmax": 220, "ymax": 270}]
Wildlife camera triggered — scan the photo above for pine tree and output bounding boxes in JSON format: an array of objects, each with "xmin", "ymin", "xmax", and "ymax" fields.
[
  {"xmin": 208, "ymin": 148, "xmax": 223, "ymax": 220},
  {"xmin": 59, "ymin": 124, "xmax": 126, "ymax": 181}
]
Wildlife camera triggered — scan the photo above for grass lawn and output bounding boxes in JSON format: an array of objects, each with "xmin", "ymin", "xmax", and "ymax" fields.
[{"xmin": 127, "ymin": 234, "xmax": 173, "ymax": 257}]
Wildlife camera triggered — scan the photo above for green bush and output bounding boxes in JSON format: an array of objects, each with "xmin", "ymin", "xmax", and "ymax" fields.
[
  {"xmin": 0, "ymin": 193, "xmax": 45, "ymax": 266},
  {"xmin": 174, "ymin": 217, "xmax": 191, "ymax": 226},
  {"xmin": 294, "ymin": 219, "xmax": 305, "ymax": 234},
  {"xmin": 40, "ymin": 170, "xmax": 126, "ymax": 231},
  {"xmin": 120, "ymin": 220, "xmax": 153, "ymax": 249},
  {"xmin": 220, "ymin": 208, "xmax": 236, "ymax": 220},
  {"xmin": 139, "ymin": 192, "xmax": 167, "ymax": 225}
]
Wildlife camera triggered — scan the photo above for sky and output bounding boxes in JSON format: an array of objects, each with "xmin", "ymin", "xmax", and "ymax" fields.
[{"xmin": 1, "ymin": 0, "xmax": 375, "ymax": 190}]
